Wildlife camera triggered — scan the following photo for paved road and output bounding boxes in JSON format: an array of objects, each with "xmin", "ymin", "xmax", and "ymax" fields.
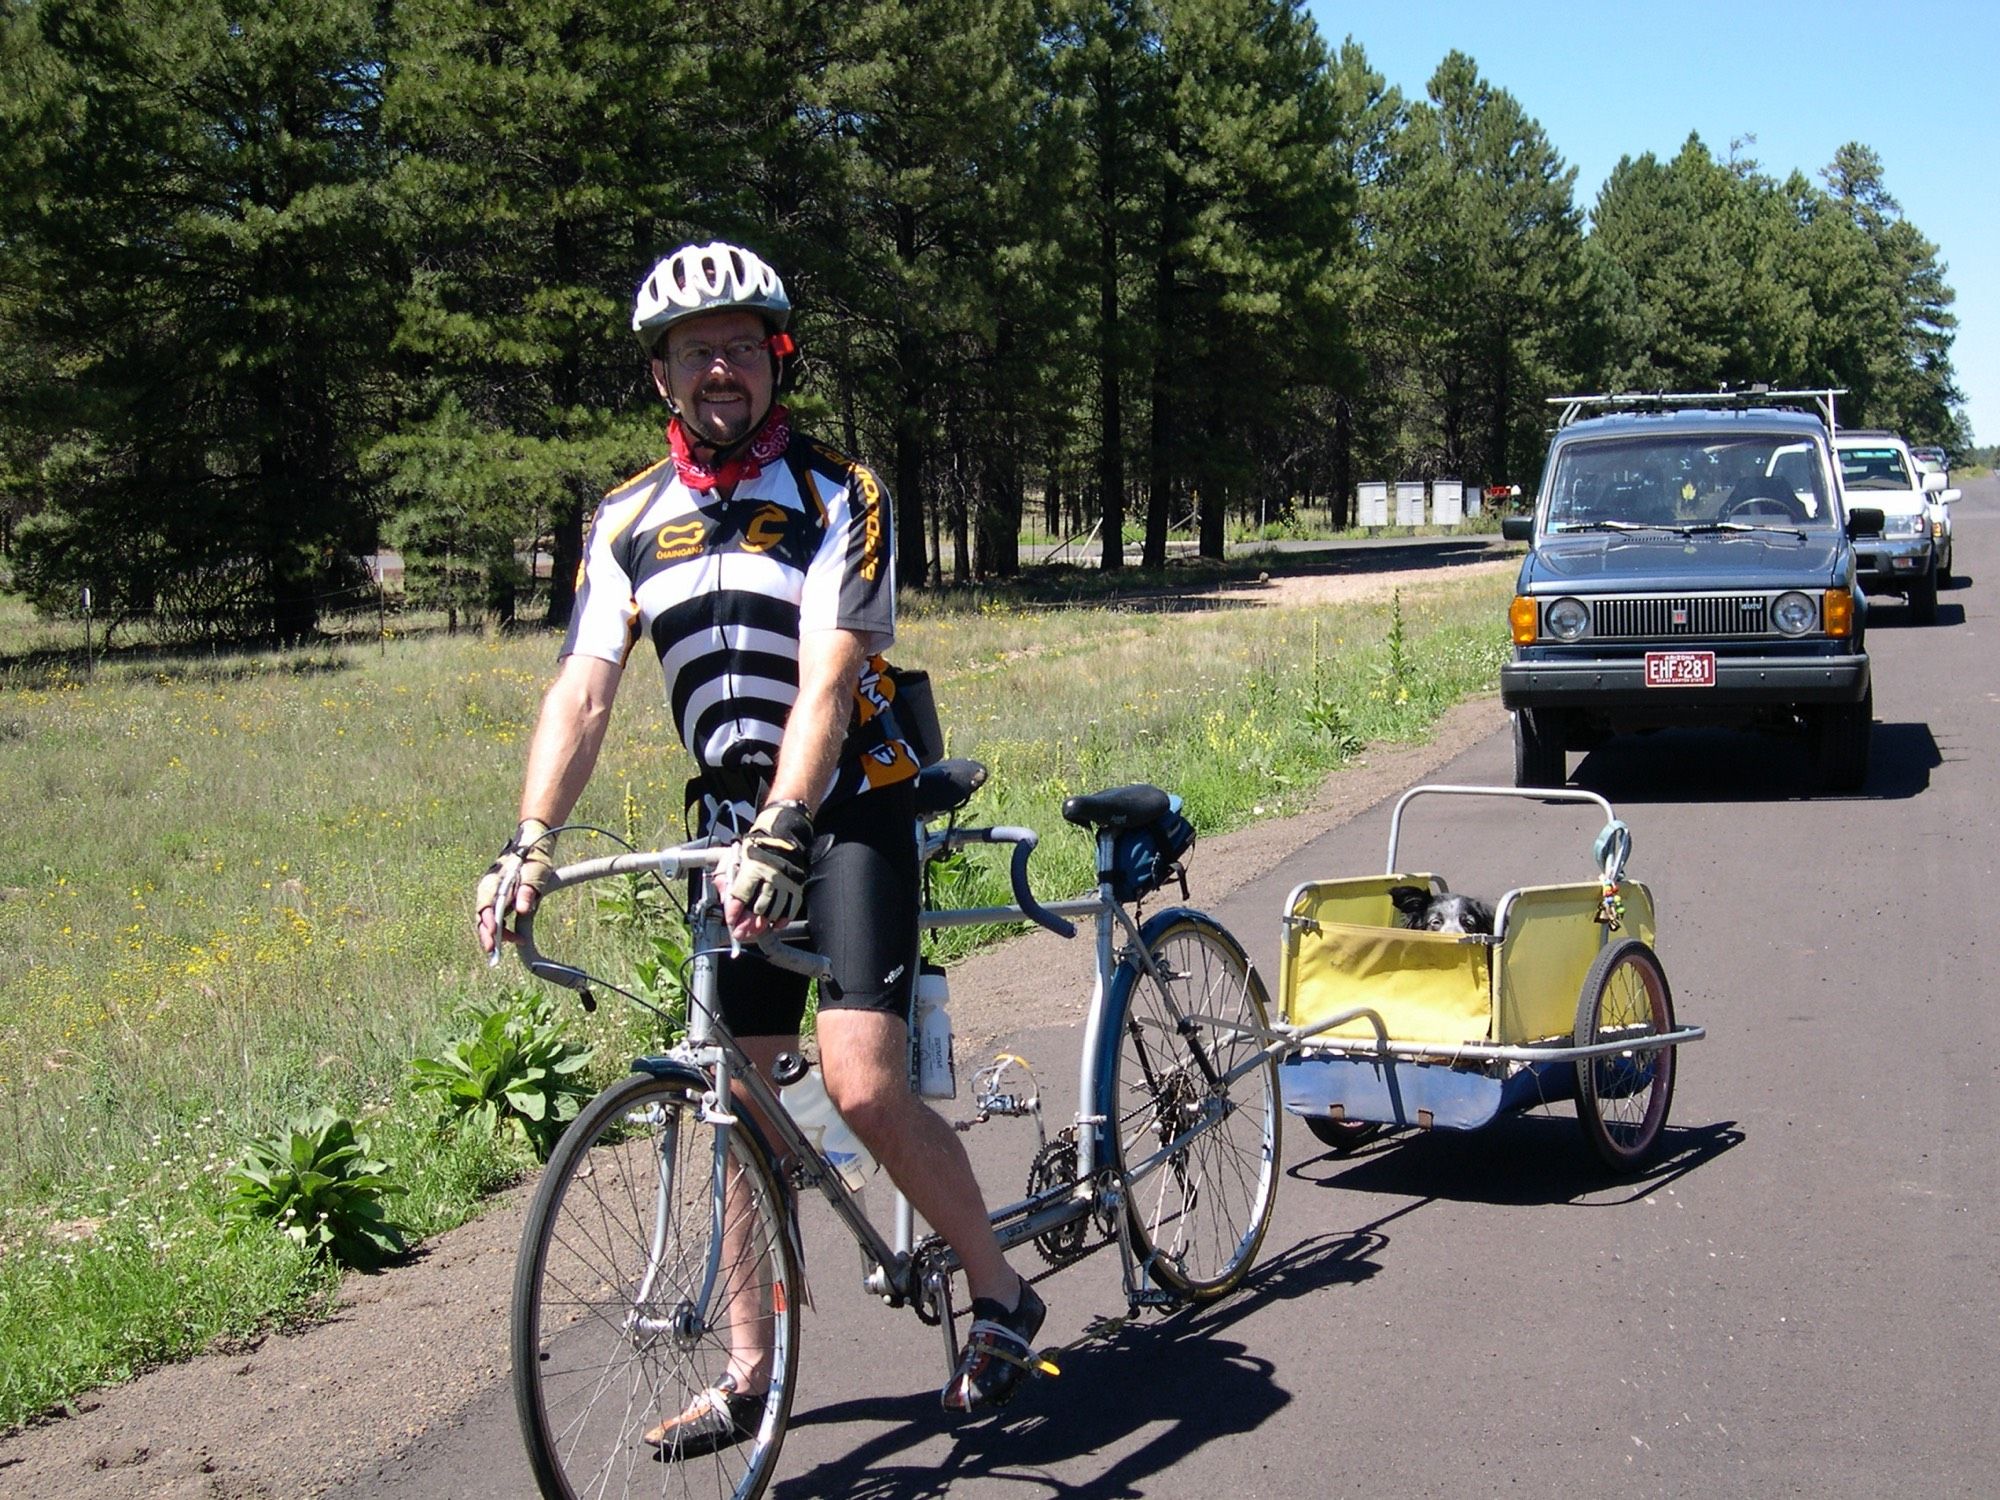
[
  {"xmin": 346, "ymin": 479, "xmax": 1998, "ymax": 1498},
  {"xmin": 1022, "ymin": 529, "xmax": 1513, "ymax": 570}
]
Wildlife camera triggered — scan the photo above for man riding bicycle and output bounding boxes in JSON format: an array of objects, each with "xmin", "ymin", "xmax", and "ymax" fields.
[{"xmin": 475, "ymin": 241, "xmax": 1043, "ymax": 1450}]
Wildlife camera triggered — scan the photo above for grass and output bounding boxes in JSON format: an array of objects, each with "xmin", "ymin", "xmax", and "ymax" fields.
[{"xmin": 0, "ymin": 565, "xmax": 1513, "ymax": 1429}]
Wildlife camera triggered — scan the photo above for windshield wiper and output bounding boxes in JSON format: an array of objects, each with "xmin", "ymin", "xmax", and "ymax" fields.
[
  {"xmin": 1678, "ymin": 521, "xmax": 1806, "ymax": 539},
  {"xmin": 1549, "ymin": 520, "xmax": 1677, "ymax": 534}
]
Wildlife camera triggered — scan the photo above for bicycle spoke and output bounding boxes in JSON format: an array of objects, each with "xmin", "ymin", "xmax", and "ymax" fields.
[
  {"xmin": 514, "ymin": 1074, "xmax": 798, "ymax": 1500},
  {"xmin": 1108, "ymin": 917, "xmax": 1279, "ymax": 1299}
]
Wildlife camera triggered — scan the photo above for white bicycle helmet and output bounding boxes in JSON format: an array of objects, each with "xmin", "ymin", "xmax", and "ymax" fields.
[{"xmin": 632, "ymin": 241, "xmax": 791, "ymax": 354}]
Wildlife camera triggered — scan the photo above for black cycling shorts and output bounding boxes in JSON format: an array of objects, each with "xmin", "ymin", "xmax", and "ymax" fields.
[{"xmin": 714, "ymin": 778, "xmax": 919, "ymax": 1039}]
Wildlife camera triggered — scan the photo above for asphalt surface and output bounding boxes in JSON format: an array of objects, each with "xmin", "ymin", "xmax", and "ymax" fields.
[{"xmin": 342, "ymin": 479, "xmax": 1999, "ymax": 1498}]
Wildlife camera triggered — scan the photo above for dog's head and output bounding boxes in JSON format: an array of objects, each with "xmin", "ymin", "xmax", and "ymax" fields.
[{"xmin": 1387, "ymin": 884, "xmax": 1495, "ymax": 936}]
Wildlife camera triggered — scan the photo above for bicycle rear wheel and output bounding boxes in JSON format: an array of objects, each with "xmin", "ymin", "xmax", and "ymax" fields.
[
  {"xmin": 1101, "ymin": 911, "xmax": 1280, "ymax": 1300},
  {"xmin": 513, "ymin": 1067, "xmax": 798, "ymax": 1500}
]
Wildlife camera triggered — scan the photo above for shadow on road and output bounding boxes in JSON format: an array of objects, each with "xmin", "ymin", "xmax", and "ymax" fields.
[
  {"xmin": 773, "ymin": 1232, "xmax": 1381, "ymax": 1499},
  {"xmin": 1570, "ymin": 721, "xmax": 1939, "ymax": 803},
  {"xmin": 1287, "ymin": 1113, "xmax": 1744, "ymax": 1209},
  {"xmin": 1867, "ymin": 600, "xmax": 1969, "ymax": 627}
]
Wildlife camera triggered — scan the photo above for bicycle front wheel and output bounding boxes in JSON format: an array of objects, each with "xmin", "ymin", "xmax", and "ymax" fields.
[
  {"xmin": 1101, "ymin": 911, "xmax": 1280, "ymax": 1300},
  {"xmin": 512, "ymin": 1068, "xmax": 799, "ymax": 1500}
]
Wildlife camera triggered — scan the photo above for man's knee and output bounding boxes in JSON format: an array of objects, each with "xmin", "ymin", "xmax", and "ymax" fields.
[{"xmin": 821, "ymin": 1052, "xmax": 910, "ymax": 1133}]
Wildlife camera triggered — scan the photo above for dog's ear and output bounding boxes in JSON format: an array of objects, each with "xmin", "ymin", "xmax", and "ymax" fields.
[{"xmin": 1387, "ymin": 885, "xmax": 1430, "ymax": 917}]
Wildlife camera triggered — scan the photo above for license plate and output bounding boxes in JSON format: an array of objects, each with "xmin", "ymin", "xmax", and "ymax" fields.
[{"xmin": 1645, "ymin": 651, "xmax": 1715, "ymax": 687}]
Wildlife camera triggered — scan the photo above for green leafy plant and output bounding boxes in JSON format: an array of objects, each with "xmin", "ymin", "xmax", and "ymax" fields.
[
  {"xmin": 222, "ymin": 1108, "xmax": 409, "ymax": 1270},
  {"xmin": 410, "ymin": 989, "xmax": 597, "ymax": 1160},
  {"xmin": 629, "ymin": 921, "xmax": 692, "ymax": 1037},
  {"xmin": 1301, "ymin": 620, "xmax": 1365, "ymax": 756}
]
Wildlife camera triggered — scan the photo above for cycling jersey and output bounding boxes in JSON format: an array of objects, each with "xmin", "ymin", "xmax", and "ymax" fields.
[{"xmin": 563, "ymin": 414, "xmax": 920, "ymax": 824}]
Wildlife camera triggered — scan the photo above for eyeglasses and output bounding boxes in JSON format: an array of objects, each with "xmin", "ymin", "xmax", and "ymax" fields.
[{"xmin": 667, "ymin": 337, "xmax": 771, "ymax": 374}]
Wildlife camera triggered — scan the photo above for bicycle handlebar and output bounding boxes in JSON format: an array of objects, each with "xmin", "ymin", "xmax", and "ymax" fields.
[
  {"xmin": 506, "ymin": 839, "xmax": 836, "ymax": 988},
  {"xmin": 502, "ymin": 816, "xmax": 1074, "ymax": 1001},
  {"xmin": 927, "ymin": 824, "xmax": 1076, "ymax": 939},
  {"xmin": 997, "ymin": 829, "xmax": 1077, "ymax": 939}
]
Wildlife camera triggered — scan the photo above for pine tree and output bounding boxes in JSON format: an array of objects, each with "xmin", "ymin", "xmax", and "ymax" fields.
[
  {"xmin": 1820, "ymin": 143, "xmax": 1961, "ymax": 439},
  {"xmin": 1371, "ymin": 52, "xmax": 1588, "ymax": 485},
  {"xmin": 377, "ymin": 0, "xmax": 699, "ymax": 628},
  {"xmin": 0, "ymin": 0, "xmax": 393, "ymax": 639}
]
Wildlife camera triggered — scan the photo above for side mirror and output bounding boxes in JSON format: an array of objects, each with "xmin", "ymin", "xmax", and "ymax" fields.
[
  {"xmin": 1921, "ymin": 470, "xmax": 1947, "ymax": 494},
  {"xmin": 1501, "ymin": 515, "xmax": 1535, "ymax": 542},
  {"xmin": 1941, "ymin": 488, "xmax": 1960, "ymax": 504},
  {"xmin": 1846, "ymin": 506, "xmax": 1885, "ymax": 539}
]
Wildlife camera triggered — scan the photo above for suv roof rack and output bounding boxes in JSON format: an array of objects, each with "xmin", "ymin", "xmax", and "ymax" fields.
[{"xmin": 1546, "ymin": 387, "xmax": 1847, "ymax": 433}]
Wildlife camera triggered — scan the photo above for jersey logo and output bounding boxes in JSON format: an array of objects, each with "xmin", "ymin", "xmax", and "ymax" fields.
[
  {"xmin": 853, "ymin": 465, "xmax": 884, "ymax": 582},
  {"xmin": 742, "ymin": 503, "xmax": 789, "ymax": 553},
  {"xmin": 654, "ymin": 519, "xmax": 704, "ymax": 562}
]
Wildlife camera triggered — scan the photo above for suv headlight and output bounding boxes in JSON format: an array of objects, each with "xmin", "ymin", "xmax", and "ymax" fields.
[
  {"xmin": 1896, "ymin": 511, "xmax": 1927, "ymax": 537},
  {"xmin": 1771, "ymin": 591, "xmax": 1816, "ymax": 636},
  {"xmin": 1544, "ymin": 597, "xmax": 1590, "ymax": 641}
]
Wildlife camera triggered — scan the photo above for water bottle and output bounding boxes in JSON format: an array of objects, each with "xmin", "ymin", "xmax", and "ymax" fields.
[
  {"xmin": 778, "ymin": 1065, "xmax": 873, "ymax": 1192},
  {"xmin": 912, "ymin": 963, "xmax": 956, "ymax": 1099}
]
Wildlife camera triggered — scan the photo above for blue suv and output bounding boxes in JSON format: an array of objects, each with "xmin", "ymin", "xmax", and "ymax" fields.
[{"xmin": 1500, "ymin": 392, "xmax": 1883, "ymax": 794}]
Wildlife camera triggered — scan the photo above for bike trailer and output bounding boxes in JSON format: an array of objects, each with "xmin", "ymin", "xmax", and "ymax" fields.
[{"xmin": 1274, "ymin": 784, "xmax": 1689, "ymax": 1139}]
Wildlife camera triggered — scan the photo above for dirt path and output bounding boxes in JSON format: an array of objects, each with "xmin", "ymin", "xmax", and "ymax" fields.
[{"xmin": 0, "ymin": 554, "xmax": 1515, "ymax": 1499}]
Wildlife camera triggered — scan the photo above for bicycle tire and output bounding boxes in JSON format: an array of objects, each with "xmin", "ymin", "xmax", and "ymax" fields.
[
  {"xmin": 512, "ymin": 1067, "xmax": 799, "ymax": 1500},
  {"xmin": 1098, "ymin": 910, "xmax": 1281, "ymax": 1300},
  {"xmin": 1572, "ymin": 939, "xmax": 1677, "ymax": 1172}
]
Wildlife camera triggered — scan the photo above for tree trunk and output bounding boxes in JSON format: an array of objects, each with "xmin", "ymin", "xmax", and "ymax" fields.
[
  {"xmin": 1199, "ymin": 479, "xmax": 1227, "ymax": 559},
  {"xmin": 1144, "ymin": 109, "xmax": 1183, "ymax": 572},
  {"xmin": 1094, "ymin": 58, "xmax": 1124, "ymax": 574},
  {"xmin": 1488, "ymin": 324, "xmax": 1512, "ymax": 484},
  {"xmin": 1333, "ymin": 395, "xmax": 1355, "ymax": 528},
  {"xmin": 543, "ymin": 480, "xmax": 586, "ymax": 629}
]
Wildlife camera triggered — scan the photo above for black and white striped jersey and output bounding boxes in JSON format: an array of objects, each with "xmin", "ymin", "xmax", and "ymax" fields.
[{"xmin": 563, "ymin": 428, "xmax": 920, "ymax": 818}]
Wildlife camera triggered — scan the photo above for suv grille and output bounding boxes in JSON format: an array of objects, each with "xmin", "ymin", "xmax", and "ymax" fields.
[{"xmin": 1585, "ymin": 593, "xmax": 1774, "ymax": 640}]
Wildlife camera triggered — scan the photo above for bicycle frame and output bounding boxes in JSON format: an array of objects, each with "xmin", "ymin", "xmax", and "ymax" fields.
[{"xmin": 512, "ymin": 814, "xmax": 1307, "ymax": 1343}]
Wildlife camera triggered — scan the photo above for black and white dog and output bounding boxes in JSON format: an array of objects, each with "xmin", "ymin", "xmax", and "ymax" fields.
[{"xmin": 1388, "ymin": 884, "xmax": 1496, "ymax": 937}]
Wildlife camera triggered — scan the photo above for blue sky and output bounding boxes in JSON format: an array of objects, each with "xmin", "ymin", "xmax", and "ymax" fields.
[{"xmin": 1308, "ymin": 0, "xmax": 2000, "ymax": 443}]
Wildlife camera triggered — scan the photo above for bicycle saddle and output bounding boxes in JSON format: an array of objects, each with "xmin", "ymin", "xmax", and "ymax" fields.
[
  {"xmin": 1061, "ymin": 783, "xmax": 1171, "ymax": 831},
  {"xmin": 914, "ymin": 757, "xmax": 989, "ymax": 820}
]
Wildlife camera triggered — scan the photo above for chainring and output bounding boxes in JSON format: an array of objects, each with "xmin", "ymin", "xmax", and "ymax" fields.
[{"xmin": 1027, "ymin": 1135, "xmax": 1089, "ymax": 1268}]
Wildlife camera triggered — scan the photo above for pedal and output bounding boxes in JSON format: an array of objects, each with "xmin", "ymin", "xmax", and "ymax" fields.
[{"xmin": 987, "ymin": 1343, "xmax": 1062, "ymax": 1379}]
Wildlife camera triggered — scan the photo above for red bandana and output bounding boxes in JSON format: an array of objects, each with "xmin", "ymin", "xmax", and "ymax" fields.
[{"xmin": 669, "ymin": 406, "xmax": 792, "ymax": 493}]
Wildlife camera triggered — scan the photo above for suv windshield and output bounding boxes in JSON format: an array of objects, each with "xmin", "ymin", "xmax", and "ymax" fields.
[
  {"xmin": 1545, "ymin": 433, "xmax": 1836, "ymax": 531},
  {"xmin": 1838, "ymin": 445, "xmax": 1913, "ymax": 491}
]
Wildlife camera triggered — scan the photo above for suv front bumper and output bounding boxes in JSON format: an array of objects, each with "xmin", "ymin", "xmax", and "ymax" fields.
[
  {"xmin": 1501, "ymin": 650, "xmax": 1870, "ymax": 710},
  {"xmin": 1853, "ymin": 534, "xmax": 1934, "ymax": 590}
]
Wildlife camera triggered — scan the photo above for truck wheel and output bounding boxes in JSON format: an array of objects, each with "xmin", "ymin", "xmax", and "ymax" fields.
[
  {"xmin": 1513, "ymin": 708, "xmax": 1565, "ymax": 789},
  {"xmin": 1811, "ymin": 686, "xmax": 1872, "ymax": 794},
  {"xmin": 1909, "ymin": 564, "xmax": 1939, "ymax": 624}
]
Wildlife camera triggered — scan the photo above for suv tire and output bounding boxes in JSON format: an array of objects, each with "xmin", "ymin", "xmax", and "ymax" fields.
[
  {"xmin": 1811, "ymin": 687, "xmax": 1872, "ymax": 795},
  {"xmin": 1513, "ymin": 707, "xmax": 1566, "ymax": 789},
  {"xmin": 1909, "ymin": 563, "xmax": 1939, "ymax": 625}
]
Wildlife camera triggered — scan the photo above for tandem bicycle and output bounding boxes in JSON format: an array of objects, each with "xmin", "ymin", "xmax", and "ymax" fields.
[{"xmin": 501, "ymin": 757, "xmax": 1309, "ymax": 1500}]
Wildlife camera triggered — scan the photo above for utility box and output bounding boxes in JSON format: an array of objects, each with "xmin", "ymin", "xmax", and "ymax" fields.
[
  {"xmin": 1357, "ymin": 480, "xmax": 1389, "ymax": 528},
  {"xmin": 1431, "ymin": 479, "xmax": 1465, "ymax": 526},
  {"xmin": 1393, "ymin": 480, "xmax": 1426, "ymax": 527}
]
